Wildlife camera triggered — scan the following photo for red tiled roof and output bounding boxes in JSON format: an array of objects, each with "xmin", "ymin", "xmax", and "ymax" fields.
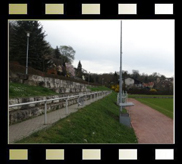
[{"xmin": 143, "ymin": 82, "xmax": 154, "ymax": 87}]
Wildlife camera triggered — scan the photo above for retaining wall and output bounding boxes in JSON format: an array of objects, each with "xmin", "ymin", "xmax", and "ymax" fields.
[{"xmin": 9, "ymin": 72, "xmax": 92, "ymax": 94}]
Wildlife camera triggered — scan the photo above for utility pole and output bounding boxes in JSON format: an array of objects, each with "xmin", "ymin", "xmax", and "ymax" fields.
[
  {"xmin": 119, "ymin": 21, "xmax": 122, "ymax": 113},
  {"xmin": 118, "ymin": 21, "xmax": 134, "ymax": 126}
]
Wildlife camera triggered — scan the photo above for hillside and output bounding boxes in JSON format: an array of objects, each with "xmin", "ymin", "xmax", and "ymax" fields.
[
  {"xmin": 16, "ymin": 92, "xmax": 137, "ymax": 143},
  {"xmin": 9, "ymin": 82, "xmax": 59, "ymax": 98}
]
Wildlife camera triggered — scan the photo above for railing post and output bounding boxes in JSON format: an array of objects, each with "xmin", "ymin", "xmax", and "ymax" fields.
[
  {"xmin": 126, "ymin": 91, "xmax": 128, "ymax": 102},
  {"xmin": 77, "ymin": 94, "xmax": 80, "ymax": 107},
  {"xmin": 65, "ymin": 97, "xmax": 68, "ymax": 115},
  {"xmin": 44, "ymin": 100, "xmax": 47, "ymax": 125},
  {"xmin": 83, "ymin": 95, "xmax": 85, "ymax": 106}
]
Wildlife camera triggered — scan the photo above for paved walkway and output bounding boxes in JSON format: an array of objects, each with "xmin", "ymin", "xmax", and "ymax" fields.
[
  {"xmin": 9, "ymin": 93, "xmax": 110, "ymax": 143},
  {"xmin": 126, "ymin": 98, "xmax": 174, "ymax": 144}
]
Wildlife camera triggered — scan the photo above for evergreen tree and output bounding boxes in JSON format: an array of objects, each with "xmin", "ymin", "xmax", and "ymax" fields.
[
  {"xmin": 77, "ymin": 60, "xmax": 82, "ymax": 71},
  {"xmin": 113, "ymin": 72, "xmax": 119, "ymax": 84},
  {"xmin": 54, "ymin": 46, "xmax": 61, "ymax": 59},
  {"xmin": 76, "ymin": 60, "xmax": 82, "ymax": 78},
  {"xmin": 9, "ymin": 21, "xmax": 51, "ymax": 71}
]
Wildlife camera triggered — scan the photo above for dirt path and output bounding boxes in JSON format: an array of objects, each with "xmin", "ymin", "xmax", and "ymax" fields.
[{"xmin": 126, "ymin": 98, "xmax": 174, "ymax": 144}]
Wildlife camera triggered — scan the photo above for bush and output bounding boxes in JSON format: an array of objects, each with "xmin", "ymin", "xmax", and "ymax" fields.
[
  {"xmin": 150, "ymin": 89, "xmax": 157, "ymax": 92},
  {"xmin": 111, "ymin": 84, "xmax": 119, "ymax": 92},
  {"xmin": 127, "ymin": 87, "xmax": 172, "ymax": 95}
]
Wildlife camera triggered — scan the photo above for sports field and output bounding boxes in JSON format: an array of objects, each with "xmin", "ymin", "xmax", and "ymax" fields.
[{"xmin": 135, "ymin": 98, "xmax": 173, "ymax": 119}]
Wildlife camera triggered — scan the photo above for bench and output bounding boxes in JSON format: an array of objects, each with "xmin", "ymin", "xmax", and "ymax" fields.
[{"xmin": 119, "ymin": 102, "xmax": 134, "ymax": 107}]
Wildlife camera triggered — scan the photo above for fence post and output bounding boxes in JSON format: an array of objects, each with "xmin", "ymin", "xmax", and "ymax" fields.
[{"xmin": 44, "ymin": 100, "xmax": 47, "ymax": 125}]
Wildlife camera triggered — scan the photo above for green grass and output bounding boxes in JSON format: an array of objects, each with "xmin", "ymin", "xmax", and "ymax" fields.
[
  {"xmin": 136, "ymin": 98, "xmax": 173, "ymax": 119},
  {"xmin": 88, "ymin": 86, "xmax": 111, "ymax": 91},
  {"xmin": 16, "ymin": 92, "xmax": 137, "ymax": 143},
  {"xmin": 129, "ymin": 94, "xmax": 173, "ymax": 98},
  {"xmin": 9, "ymin": 82, "xmax": 59, "ymax": 98}
]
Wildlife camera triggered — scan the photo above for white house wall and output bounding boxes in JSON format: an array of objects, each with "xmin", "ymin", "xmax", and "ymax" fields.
[{"xmin": 125, "ymin": 78, "xmax": 134, "ymax": 86}]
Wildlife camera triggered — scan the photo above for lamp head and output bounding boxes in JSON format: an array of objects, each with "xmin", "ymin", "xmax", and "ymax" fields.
[{"xmin": 26, "ymin": 31, "xmax": 30, "ymax": 37}]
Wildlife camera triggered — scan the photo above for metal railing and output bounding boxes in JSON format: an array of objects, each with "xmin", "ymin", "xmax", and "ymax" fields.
[{"xmin": 9, "ymin": 91, "xmax": 112, "ymax": 125}]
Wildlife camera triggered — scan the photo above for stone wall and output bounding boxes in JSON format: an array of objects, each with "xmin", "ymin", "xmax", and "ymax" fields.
[
  {"xmin": 9, "ymin": 92, "xmax": 94, "ymax": 125},
  {"xmin": 9, "ymin": 72, "xmax": 96, "ymax": 124},
  {"xmin": 9, "ymin": 72, "xmax": 91, "ymax": 94}
]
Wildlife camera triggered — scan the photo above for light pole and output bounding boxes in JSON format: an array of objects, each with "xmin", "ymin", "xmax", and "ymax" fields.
[
  {"xmin": 119, "ymin": 21, "xmax": 123, "ymax": 119},
  {"xmin": 25, "ymin": 32, "xmax": 30, "ymax": 75}
]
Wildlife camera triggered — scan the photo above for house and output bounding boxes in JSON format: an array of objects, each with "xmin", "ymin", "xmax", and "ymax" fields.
[
  {"xmin": 165, "ymin": 78, "xmax": 173, "ymax": 83},
  {"xmin": 124, "ymin": 77, "xmax": 143, "ymax": 88},
  {"xmin": 133, "ymin": 78, "xmax": 143, "ymax": 88},
  {"xmin": 125, "ymin": 77, "xmax": 134, "ymax": 86},
  {"xmin": 143, "ymin": 82, "xmax": 154, "ymax": 89},
  {"xmin": 47, "ymin": 63, "xmax": 57, "ymax": 75}
]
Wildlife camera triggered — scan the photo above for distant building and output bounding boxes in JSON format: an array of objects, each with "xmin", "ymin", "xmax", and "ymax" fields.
[
  {"xmin": 165, "ymin": 78, "xmax": 173, "ymax": 83},
  {"xmin": 125, "ymin": 78, "xmax": 134, "ymax": 86},
  {"xmin": 143, "ymin": 82, "xmax": 154, "ymax": 89},
  {"xmin": 124, "ymin": 77, "xmax": 143, "ymax": 88}
]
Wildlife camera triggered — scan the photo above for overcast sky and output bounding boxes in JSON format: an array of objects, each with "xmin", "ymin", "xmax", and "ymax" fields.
[{"xmin": 40, "ymin": 20, "xmax": 174, "ymax": 77}]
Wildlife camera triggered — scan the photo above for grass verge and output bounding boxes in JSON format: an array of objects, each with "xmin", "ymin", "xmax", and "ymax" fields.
[
  {"xmin": 16, "ymin": 92, "xmax": 137, "ymax": 143},
  {"xmin": 136, "ymin": 98, "xmax": 173, "ymax": 119},
  {"xmin": 88, "ymin": 86, "xmax": 111, "ymax": 91},
  {"xmin": 129, "ymin": 94, "xmax": 173, "ymax": 98},
  {"xmin": 9, "ymin": 82, "xmax": 59, "ymax": 98}
]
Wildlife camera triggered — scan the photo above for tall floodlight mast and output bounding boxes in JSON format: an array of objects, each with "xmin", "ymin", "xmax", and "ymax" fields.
[
  {"xmin": 119, "ymin": 21, "xmax": 123, "ymax": 122},
  {"xmin": 118, "ymin": 21, "xmax": 134, "ymax": 125}
]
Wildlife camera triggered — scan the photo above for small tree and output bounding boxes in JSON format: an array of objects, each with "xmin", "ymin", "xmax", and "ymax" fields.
[
  {"xmin": 65, "ymin": 63, "xmax": 75, "ymax": 77},
  {"xmin": 113, "ymin": 72, "xmax": 119, "ymax": 84},
  {"xmin": 59, "ymin": 45, "xmax": 75, "ymax": 64},
  {"xmin": 54, "ymin": 46, "xmax": 61, "ymax": 59}
]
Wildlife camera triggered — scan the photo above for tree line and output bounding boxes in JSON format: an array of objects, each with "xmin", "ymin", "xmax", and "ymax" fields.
[{"xmin": 9, "ymin": 21, "xmax": 75, "ymax": 76}]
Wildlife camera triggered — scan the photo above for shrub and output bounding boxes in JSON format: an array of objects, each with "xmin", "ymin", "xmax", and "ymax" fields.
[{"xmin": 150, "ymin": 89, "xmax": 157, "ymax": 92}]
